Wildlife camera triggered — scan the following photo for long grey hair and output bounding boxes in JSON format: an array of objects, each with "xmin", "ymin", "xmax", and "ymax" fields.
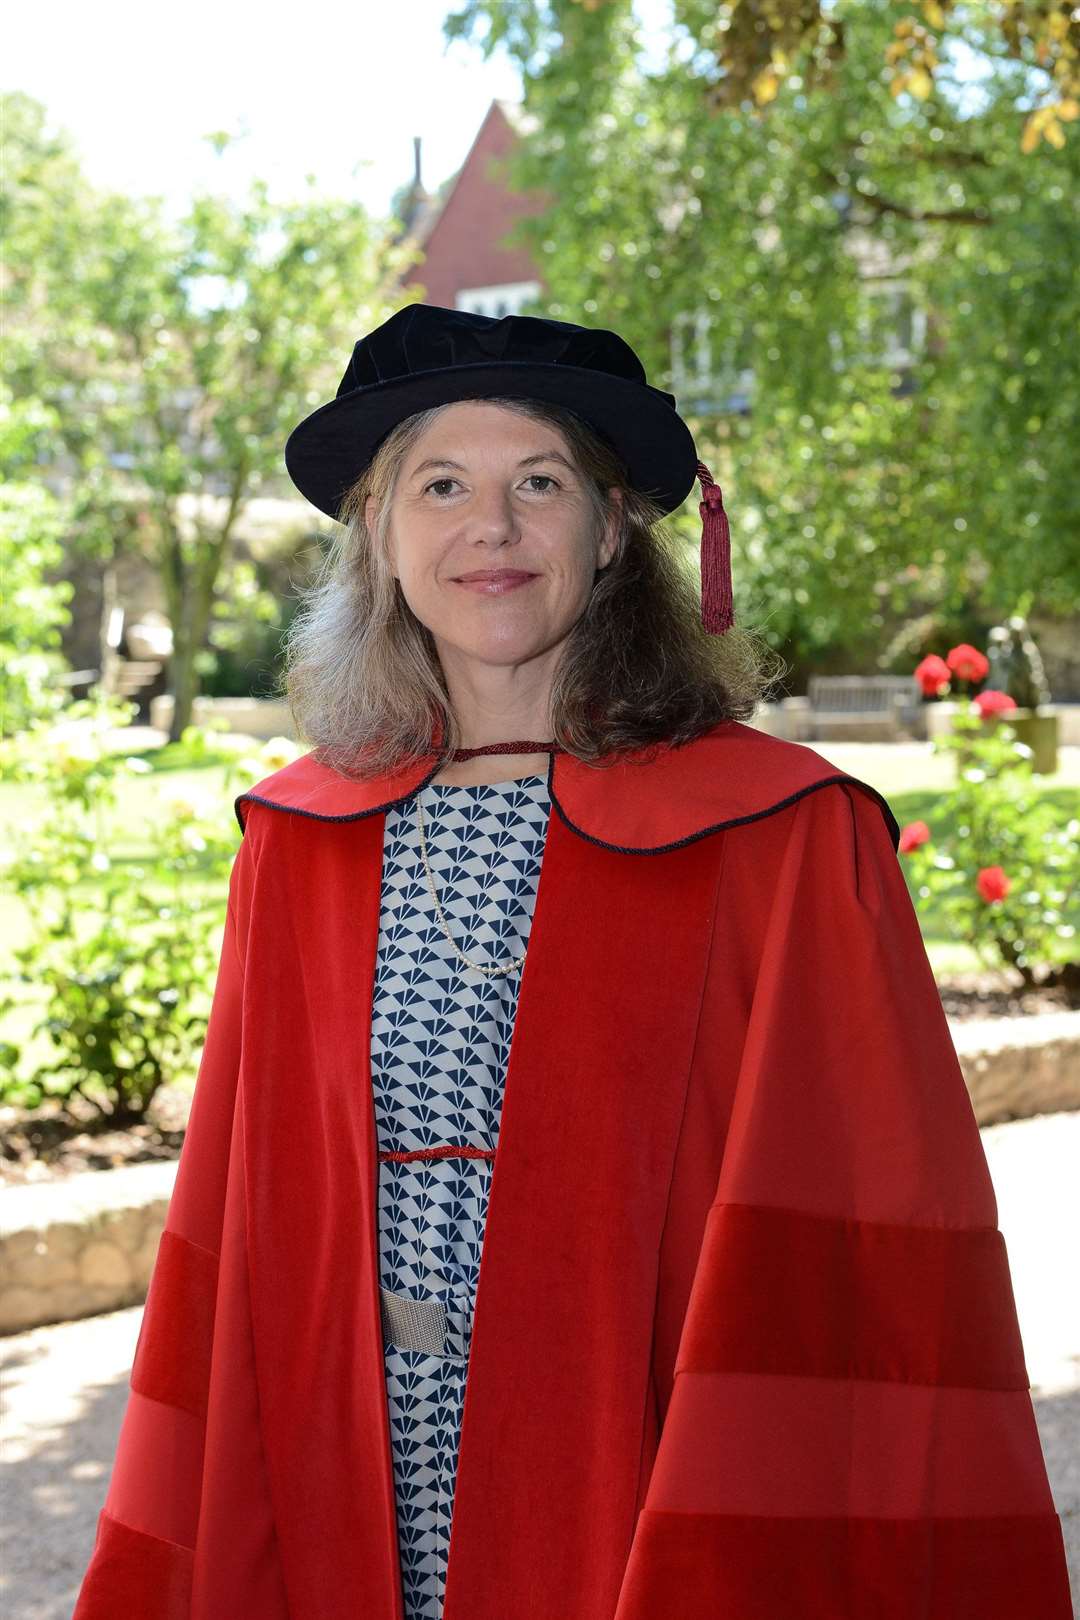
[{"xmin": 277, "ymin": 394, "xmax": 785, "ymax": 780}]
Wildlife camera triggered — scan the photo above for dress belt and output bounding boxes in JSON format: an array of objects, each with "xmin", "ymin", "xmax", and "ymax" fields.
[{"xmin": 379, "ymin": 1283, "xmax": 473, "ymax": 1364}]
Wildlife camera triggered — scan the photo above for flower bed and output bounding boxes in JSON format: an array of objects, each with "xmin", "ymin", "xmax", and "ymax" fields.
[{"xmin": 3, "ymin": 971, "xmax": 1076, "ymax": 1190}]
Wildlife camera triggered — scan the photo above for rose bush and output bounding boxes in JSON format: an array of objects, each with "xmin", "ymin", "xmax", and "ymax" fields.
[
  {"xmin": 898, "ymin": 651, "xmax": 1078, "ymax": 990},
  {"xmin": 915, "ymin": 641, "xmax": 996, "ymax": 700}
]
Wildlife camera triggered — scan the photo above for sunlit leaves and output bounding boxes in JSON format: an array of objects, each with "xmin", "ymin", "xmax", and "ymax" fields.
[
  {"xmin": 885, "ymin": 16, "xmax": 939, "ymax": 101},
  {"xmin": 445, "ymin": 0, "xmax": 1080, "ymax": 663},
  {"xmin": 459, "ymin": 1, "xmax": 1080, "ymax": 153},
  {"xmin": 6, "ymin": 90, "xmax": 405, "ymax": 735},
  {"xmin": 1021, "ymin": 96, "xmax": 1080, "ymax": 153}
]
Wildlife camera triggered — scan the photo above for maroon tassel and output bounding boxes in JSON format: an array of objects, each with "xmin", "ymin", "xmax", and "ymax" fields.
[{"xmin": 696, "ymin": 458, "xmax": 734, "ymax": 635}]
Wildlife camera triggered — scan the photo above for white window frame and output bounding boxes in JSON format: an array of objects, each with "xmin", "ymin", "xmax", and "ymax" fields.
[
  {"xmin": 670, "ymin": 311, "xmax": 756, "ymax": 415},
  {"xmin": 455, "ymin": 281, "xmax": 543, "ymax": 318},
  {"xmin": 842, "ymin": 278, "xmax": 927, "ymax": 370}
]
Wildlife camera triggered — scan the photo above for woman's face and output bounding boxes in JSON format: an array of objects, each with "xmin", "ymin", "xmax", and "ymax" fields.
[{"xmin": 368, "ymin": 400, "xmax": 620, "ymax": 678}]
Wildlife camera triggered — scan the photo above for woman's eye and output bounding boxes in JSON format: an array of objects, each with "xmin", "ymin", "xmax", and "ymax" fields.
[{"xmin": 423, "ymin": 474, "xmax": 560, "ymax": 498}]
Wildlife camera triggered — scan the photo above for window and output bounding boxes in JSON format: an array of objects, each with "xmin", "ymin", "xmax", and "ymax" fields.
[
  {"xmin": 838, "ymin": 279, "xmax": 926, "ymax": 370},
  {"xmin": 670, "ymin": 311, "xmax": 756, "ymax": 415},
  {"xmin": 455, "ymin": 281, "xmax": 543, "ymax": 318}
]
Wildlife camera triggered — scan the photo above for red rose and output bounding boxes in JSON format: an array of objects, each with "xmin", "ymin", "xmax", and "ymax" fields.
[
  {"xmin": 972, "ymin": 688, "xmax": 1018, "ymax": 718},
  {"xmin": 946, "ymin": 643, "xmax": 990, "ymax": 683},
  {"xmin": 976, "ymin": 866, "xmax": 1011, "ymax": 903},
  {"xmin": 914, "ymin": 654, "xmax": 951, "ymax": 697},
  {"xmin": 898, "ymin": 820, "xmax": 931, "ymax": 854}
]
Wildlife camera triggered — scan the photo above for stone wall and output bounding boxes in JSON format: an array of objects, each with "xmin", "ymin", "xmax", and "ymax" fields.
[
  {"xmin": 149, "ymin": 693, "xmax": 297, "ymax": 740},
  {"xmin": 2, "ymin": 1019, "xmax": 1077, "ymax": 1337},
  {"xmin": 0, "ymin": 1162, "xmax": 175, "ymax": 1336},
  {"xmin": 953, "ymin": 1011, "xmax": 1080, "ymax": 1128}
]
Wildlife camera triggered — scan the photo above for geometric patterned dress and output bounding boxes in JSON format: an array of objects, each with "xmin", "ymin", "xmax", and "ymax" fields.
[{"xmin": 369, "ymin": 771, "xmax": 552, "ymax": 1619}]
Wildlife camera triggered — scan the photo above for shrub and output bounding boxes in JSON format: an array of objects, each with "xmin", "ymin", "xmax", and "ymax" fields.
[
  {"xmin": 0, "ymin": 478, "xmax": 74, "ymax": 733},
  {"xmin": 898, "ymin": 695, "xmax": 1078, "ymax": 992},
  {"xmin": 0, "ymin": 695, "xmax": 301, "ymax": 1122}
]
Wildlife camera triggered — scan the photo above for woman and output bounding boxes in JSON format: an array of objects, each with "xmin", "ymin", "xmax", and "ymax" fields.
[{"xmin": 73, "ymin": 304, "xmax": 1070, "ymax": 1620}]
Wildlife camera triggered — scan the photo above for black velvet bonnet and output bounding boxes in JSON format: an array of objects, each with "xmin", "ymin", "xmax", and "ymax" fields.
[
  {"xmin": 283, "ymin": 302, "xmax": 734, "ymax": 634},
  {"xmin": 283, "ymin": 304, "xmax": 696, "ymax": 524}
]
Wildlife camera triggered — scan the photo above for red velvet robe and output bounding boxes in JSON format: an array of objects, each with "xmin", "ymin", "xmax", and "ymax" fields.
[{"xmin": 72, "ymin": 719, "xmax": 1071, "ymax": 1619}]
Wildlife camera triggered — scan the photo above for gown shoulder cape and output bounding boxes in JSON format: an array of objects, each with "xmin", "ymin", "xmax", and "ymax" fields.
[{"xmin": 73, "ymin": 718, "xmax": 1072, "ymax": 1618}]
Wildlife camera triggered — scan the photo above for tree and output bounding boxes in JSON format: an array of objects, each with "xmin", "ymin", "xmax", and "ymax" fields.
[
  {"xmin": 3, "ymin": 93, "xmax": 418, "ymax": 737},
  {"xmin": 441, "ymin": 2, "xmax": 1080, "ymax": 672},
  {"xmin": 0, "ymin": 389, "xmax": 74, "ymax": 734}
]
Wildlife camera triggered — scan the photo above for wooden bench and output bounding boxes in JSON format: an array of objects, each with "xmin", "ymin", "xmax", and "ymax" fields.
[{"xmin": 780, "ymin": 675, "xmax": 922, "ymax": 741}]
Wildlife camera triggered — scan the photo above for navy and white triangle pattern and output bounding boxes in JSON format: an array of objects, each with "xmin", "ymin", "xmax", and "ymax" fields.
[{"xmin": 371, "ymin": 772, "xmax": 551, "ymax": 1620}]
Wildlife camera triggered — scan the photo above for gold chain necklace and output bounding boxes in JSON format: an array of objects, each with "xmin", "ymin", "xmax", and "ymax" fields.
[{"xmin": 413, "ymin": 741, "xmax": 557, "ymax": 979}]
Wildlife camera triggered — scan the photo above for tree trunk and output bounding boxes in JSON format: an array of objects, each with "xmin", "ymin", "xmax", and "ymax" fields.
[
  {"xmin": 157, "ymin": 483, "xmax": 245, "ymax": 743},
  {"xmin": 168, "ymin": 626, "xmax": 200, "ymax": 741}
]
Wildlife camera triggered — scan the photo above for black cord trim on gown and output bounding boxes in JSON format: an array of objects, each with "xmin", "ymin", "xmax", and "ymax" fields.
[{"xmin": 235, "ymin": 756, "xmax": 901, "ymax": 855}]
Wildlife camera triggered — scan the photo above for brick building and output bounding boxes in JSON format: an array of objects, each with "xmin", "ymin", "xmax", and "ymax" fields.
[{"xmin": 394, "ymin": 99, "xmax": 548, "ymax": 316}]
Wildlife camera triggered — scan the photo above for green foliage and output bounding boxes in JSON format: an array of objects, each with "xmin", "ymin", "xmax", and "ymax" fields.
[
  {"xmin": 899, "ymin": 710, "xmax": 1080, "ymax": 987},
  {"xmin": 3, "ymin": 91, "xmax": 416, "ymax": 738},
  {"xmin": 0, "ymin": 484, "xmax": 74, "ymax": 736},
  {"xmin": 197, "ymin": 556, "xmax": 300, "ymax": 699},
  {"xmin": 0, "ymin": 695, "xmax": 301, "ymax": 1121},
  {"xmin": 443, "ymin": 0, "xmax": 1080, "ymax": 663},
  {"xmin": 0, "ymin": 383, "xmax": 77, "ymax": 733}
]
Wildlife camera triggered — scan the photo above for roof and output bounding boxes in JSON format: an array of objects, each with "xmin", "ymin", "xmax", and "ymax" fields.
[{"xmin": 396, "ymin": 100, "xmax": 550, "ymax": 308}]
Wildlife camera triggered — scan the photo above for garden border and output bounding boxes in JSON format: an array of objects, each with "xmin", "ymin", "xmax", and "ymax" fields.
[{"xmin": 2, "ymin": 1015, "xmax": 1078, "ymax": 1336}]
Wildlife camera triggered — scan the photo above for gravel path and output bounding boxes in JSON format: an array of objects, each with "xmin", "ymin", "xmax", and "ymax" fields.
[{"xmin": 3, "ymin": 1111, "xmax": 1078, "ymax": 1618}]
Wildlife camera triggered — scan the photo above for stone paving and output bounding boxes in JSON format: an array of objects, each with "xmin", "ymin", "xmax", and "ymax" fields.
[{"xmin": 2, "ymin": 1110, "xmax": 1078, "ymax": 1617}]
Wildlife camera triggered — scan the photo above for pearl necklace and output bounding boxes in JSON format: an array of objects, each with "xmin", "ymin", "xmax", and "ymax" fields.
[{"xmin": 414, "ymin": 740, "xmax": 559, "ymax": 979}]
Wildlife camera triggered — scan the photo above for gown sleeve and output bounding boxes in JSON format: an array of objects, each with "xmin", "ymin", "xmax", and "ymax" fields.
[
  {"xmin": 72, "ymin": 831, "xmax": 290, "ymax": 1619},
  {"xmin": 615, "ymin": 780, "xmax": 1073, "ymax": 1619}
]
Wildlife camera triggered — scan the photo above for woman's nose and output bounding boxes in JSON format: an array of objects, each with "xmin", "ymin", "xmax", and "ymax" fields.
[{"xmin": 466, "ymin": 484, "xmax": 520, "ymax": 539}]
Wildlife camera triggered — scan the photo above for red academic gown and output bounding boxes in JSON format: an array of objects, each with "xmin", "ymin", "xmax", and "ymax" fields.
[{"xmin": 72, "ymin": 718, "xmax": 1071, "ymax": 1619}]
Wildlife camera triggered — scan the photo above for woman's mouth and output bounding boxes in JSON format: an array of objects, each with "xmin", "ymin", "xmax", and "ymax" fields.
[{"xmin": 453, "ymin": 571, "xmax": 539, "ymax": 594}]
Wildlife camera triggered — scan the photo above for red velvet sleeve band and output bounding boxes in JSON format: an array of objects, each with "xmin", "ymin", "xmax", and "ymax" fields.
[{"xmin": 678, "ymin": 1201, "xmax": 1030, "ymax": 1390}]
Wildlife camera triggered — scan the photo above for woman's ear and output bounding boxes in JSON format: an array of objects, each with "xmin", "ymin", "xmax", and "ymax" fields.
[{"xmin": 600, "ymin": 487, "xmax": 624, "ymax": 568}]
